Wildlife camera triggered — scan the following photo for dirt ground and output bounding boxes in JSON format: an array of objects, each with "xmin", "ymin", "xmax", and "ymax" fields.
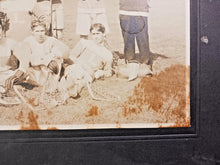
[{"xmin": 0, "ymin": 0, "xmax": 190, "ymax": 130}]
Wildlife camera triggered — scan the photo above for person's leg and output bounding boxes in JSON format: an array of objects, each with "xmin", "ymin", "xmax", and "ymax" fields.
[
  {"xmin": 136, "ymin": 16, "xmax": 151, "ymax": 64},
  {"xmin": 76, "ymin": 12, "xmax": 91, "ymax": 37},
  {"xmin": 52, "ymin": 3, "xmax": 64, "ymax": 39},
  {"xmin": 119, "ymin": 15, "xmax": 135, "ymax": 62},
  {"xmin": 95, "ymin": 13, "xmax": 110, "ymax": 34}
]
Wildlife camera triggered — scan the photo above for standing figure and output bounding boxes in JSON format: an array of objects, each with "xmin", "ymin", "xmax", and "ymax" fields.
[
  {"xmin": 76, "ymin": 0, "xmax": 109, "ymax": 39},
  {"xmin": 59, "ymin": 23, "xmax": 113, "ymax": 99},
  {"xmin": 51, "ymin": 0, "xmax": 64, "ymax": 39},
  {"xmin": 5, "ymin": 17, "xmax": 69, "ymax": 92},
  {"xmin": 31, "ymin": 0, "xmax": 64, "ymax": 38},
  {"xmin": 31, "ymin": 0, "xmax": 51, "ymax": 34},
  {"xmin": 119, "ymin": 0, "xmax": 151, "ymax": 64}
]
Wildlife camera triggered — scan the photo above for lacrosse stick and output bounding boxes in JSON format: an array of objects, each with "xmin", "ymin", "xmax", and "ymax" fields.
[
  {"xmin": 86, "ymin": 82, "xmax": 107, "ymax": 101},
  {"xmin": 0, "ymin": 97, "xmax": 21, "ymax": 105},
  {"xmin": 0, "ymin": 86, "xmax": 21, "ymax": 105},
  {"xmin": 39, "ymin": 67, "xmax": 63, "ymax": 108},
  {"xmin": 13, "ymin": 85, "xmax": 35, "ymax": 111},
  {"xmin": 86, "ymin": 82, "xmax": 121, "ymax": 102}
]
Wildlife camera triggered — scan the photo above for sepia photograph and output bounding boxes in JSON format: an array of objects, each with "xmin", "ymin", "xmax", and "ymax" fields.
[{"xmin": 0, "ymin": 0, "xmax": 190, "ymax": 130}]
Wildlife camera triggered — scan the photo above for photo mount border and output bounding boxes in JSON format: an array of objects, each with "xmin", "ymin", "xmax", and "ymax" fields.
[{"xmin": 0, "ymin": 0, "xmax": 200, "ymax": 142}]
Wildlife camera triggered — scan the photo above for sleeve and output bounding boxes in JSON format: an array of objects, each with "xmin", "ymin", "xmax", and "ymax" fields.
[
  {"xmin": 102, "ymin": 51, "xmax": 113, "ymax": 77},
  {"xmin": 69, "ymin": 39, "xmax": 86, "ymax": 62},
  {"xmin": 51, "ymin": 38, "xmax": 70, "ymax": 59},
  {"xmin": 8, "ymin": 39, "xmax": 17, "ymax": 52}
]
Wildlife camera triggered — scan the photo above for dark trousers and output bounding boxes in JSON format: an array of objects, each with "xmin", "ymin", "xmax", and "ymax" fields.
[{"xmin": 120, "ymin": 15, "xmax": 150, "ymax": 63}]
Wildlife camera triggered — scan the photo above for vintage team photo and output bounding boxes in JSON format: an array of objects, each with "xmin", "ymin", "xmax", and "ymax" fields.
[{"xmin": 0, "ymin": 0, "xmax": 190, "ymax": 130}]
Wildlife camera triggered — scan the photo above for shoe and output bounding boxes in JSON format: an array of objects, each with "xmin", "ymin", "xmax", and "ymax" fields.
[
  {"xmin": 128, "ymin": 62, "xmax": 139, "ymax": 81},
  {"xmin": 138, "ymin": 64, "xmax": 153, "ymax": 77}
]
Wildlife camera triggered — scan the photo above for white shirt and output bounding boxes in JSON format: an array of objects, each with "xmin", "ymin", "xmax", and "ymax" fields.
[{"xmin": 69, "ymin": 39, "xmax": 112, "ymax": 77}]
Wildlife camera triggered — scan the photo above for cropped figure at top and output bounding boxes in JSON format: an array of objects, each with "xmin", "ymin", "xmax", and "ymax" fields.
[
  {"xmin": 119, "ymin": 0, "xmax": 151, "ymax": 64},
  {"xmin": 0, "ymin": 11, "xmax": 19, "ymax": 92},
  {"xmin": 59, "ymin": 23, "xmax": 113, "ymax": 99},
  {"xmin": 51, "ymin": 0, "xmax": 64, "ymax": 39},
  {"xmin": 30, "ymin": 0, "xmax": 64, "ymax": 39},
  {"xmin": 76, "ymin": 0, "xmax": 109, "ymax": 39},
  {"xmin": 5, "ymin": 17, "xmax": 69, "ymax": 92}
]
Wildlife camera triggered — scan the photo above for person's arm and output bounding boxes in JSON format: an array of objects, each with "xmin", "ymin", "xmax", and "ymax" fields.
[
  {"xmin": 51, "ymin": 38, "xmax": 70, "ymax": 59},
  {"xmin": 13, "ymin": 42, "xmax": 31, "ymax": 73},
  {"xmin": 102, "ymin": 56, "xmax": 113, "ymax": 77},
  {"xmin": 94, "ymin": 51, "xmax": 113, "ymax": 79},
  {"xmin": 48, "ymin": 38, "xmax": 70, "ymax": 74},
  {"xmin": 5, "ymin": 70, "xmax": 25, "ymax": 90},
  {"xmin": 69, "ymin": 39, "xmax": 86, "ymax": 62}
]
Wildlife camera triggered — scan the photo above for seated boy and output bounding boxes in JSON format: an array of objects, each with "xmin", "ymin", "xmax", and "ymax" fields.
[{"xmin": 59, "ymin": 23, "xmax": 113, "ymax": 99}]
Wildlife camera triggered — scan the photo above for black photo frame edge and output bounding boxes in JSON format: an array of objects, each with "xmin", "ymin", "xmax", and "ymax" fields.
[{"xmin": 0, "ymin": 0, "xmax": 200, "ymax": 143}]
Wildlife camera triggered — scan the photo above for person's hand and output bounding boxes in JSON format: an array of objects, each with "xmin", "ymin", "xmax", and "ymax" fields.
[
  {"xmin": 48, "ymin": 60, "xmax": 59, "ymax": 74},
  {"xmin": 63, "ymin": 58, "xmax": 74, "ymax": 66},
  {"xmin": 5, "ymin": 70, "xmax": 24, "ymax": 91}
]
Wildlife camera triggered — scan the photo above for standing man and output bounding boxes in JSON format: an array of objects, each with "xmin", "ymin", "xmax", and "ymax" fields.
[
  {"xmin": 76, "ymin": 0, "xmax": 109, "ymax": 39},
  {"xmin": 119, "ymin": 0, "xmax": 151, "ymax": 65},
  {"xmin": 51, "ymin": 0, "xmax": 64, "ymax": 39},
  {"xmin": 31, "ymin": 0, "xmax": 64, "ymax": 39}
]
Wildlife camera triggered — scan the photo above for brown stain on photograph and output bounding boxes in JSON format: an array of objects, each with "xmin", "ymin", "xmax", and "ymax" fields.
[
  {"xmin": 47, "ymin": 127, "xmax": 59, "ymax": 130},
  {"xmin": 15, "ymin": 110, "xmax": 24, "ymax": 124},
  {"xmin": 86, "ymin": 105, "xmax": 99, "ymax": 117},
  {"xmin": 169, "ymin": 121, "xmax": 190, "ymax": 128},
  {"xmin": 20, "ymin": 111, "xmax": 41, "ymax": 130},
  {"xmin": 159, "ymin": 118, "xmax": 191, "ymax": 128},
  {"xmin": 47, "ymin": 110, "xmax": 52, "ymax": 116},
  {"xmin": 28, "ymin": 98, "xmax": 35, "ymax": 106},
  {"xmin": 123, "ymin": 64, "xmax": 190, "ymax": 126},
  {"xmin": 116, "ymin": 121, "xmax": 122, "ymax": 128}
]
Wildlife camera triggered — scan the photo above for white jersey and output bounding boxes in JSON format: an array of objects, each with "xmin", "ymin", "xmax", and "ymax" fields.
[
  {"xmin": 14, "ymin": 35, "xmax": 69, "ymax": 86},
  {"xmin": 0, "ymin": 38, "xmax": 17, "ymax": 86},
  {"xmin": 58, "ymin": 39, "xmax": 113, "ymax": 98},
  {"xmin": 23, "ymin": 36, "xmax": 67, "ymax": 66},
  {"xmin": 69, "ymin": 39, "xmax": 112, "ymax": 78}
]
